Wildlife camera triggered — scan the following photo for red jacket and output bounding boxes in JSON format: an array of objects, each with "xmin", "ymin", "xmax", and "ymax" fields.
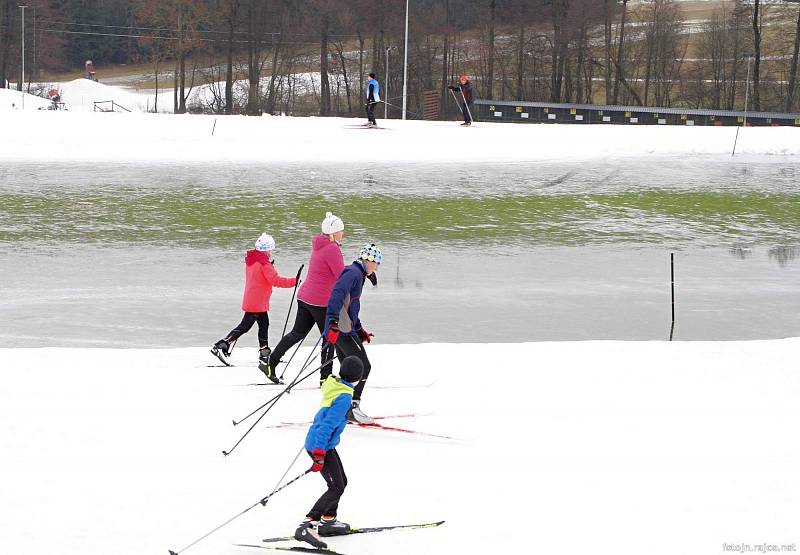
[{"xmin": 241, "ymin": 250, "xmax": 297, "ymax": 313}]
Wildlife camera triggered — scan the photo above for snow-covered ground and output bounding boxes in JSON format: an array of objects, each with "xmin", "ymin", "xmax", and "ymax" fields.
[
  {"xmin": 1, "ymin": 341, "xmax": 798, "ymax": 555},
  {"xmin": 0, "ymin": 87, "xmax": 51, "ymax": 111},
  {"xmin": 1, "ymin": 107, "xmax": 799, "ymax": 165}
]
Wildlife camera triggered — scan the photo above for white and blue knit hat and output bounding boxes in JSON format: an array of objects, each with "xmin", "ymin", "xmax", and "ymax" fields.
[
  {"xmin": 359, "ymin": 243, "xmax": 382, "ymax": 264},
  {"xmin": 255, "ymin": 233, "xmax": 276, "ymax": 252}
]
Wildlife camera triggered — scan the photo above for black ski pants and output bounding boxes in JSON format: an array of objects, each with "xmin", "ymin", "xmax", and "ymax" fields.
[
  {"xmin": 307, "ymin": 448, "xmax": 347, "ymax": 520},
  {"xmin": 333, "ymin": 335, "xmax": 371, "ymax": 401},
  {"xmin": 366, "ymin": 101, "xmax": 377, "ymax": 125},
  {"xmin": 225, "ymin": 312, "xmax": 269, "ymax": 347},
  {"xmin": 269, "ymin": 301, "xmax": 334, "ymax": 379}
]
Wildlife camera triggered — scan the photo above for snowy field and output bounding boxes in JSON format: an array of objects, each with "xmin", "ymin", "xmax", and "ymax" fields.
[
  {"xmin": 1, "ymin": 106, "xmax": 800, "ymax": 165},
  {"xmin": 3, "ymin": 78, "xmax": 800, "ymax": 165},
  {"xmin": 1, "ymin": 341, "xmax": 799, "ymax": 555}
]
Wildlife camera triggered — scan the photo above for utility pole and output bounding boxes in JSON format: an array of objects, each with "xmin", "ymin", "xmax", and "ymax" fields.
[
  {"xmin": 402, "ymin": 0, "xmax": 409, "ymax": 120},
  {"xmin": 19, "ymin": 4, "xmax": 27, "ymax": 108},
  {"xmin": 385, "ymin": 46, "xmax": 393, "ymax": 119}
]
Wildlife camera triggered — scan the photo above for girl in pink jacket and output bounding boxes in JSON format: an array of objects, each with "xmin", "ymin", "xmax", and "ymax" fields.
[
  {"xmin": 264, "ymin": 212, "xmax": 346, "ymax": 384},
  {"xmin": 211, "ymin": 233, "xmax": 297, "ymax": 370}
]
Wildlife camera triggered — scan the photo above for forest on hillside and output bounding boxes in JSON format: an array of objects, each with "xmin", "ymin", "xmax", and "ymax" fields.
[{"xmin": 1, "ymin": 0, "xmax": 799, "ymax": 116}]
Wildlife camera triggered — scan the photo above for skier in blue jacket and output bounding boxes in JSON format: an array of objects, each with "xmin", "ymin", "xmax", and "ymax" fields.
[
  {"xmin": 294, "ymin": 356, "xmax": 365, "ymax": 549},
  {"xmin": 325, "ymin": 243, "xmax": 381, "ymax": 424},
  {"xmin": 365, "ymin": 73, "xmax": 380, "ymax": 127}
]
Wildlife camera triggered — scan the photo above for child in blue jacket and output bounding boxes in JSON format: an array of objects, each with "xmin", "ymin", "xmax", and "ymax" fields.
[{"xmin": 294, "ymin": 356, "xmax": 365, "ymax": 549}]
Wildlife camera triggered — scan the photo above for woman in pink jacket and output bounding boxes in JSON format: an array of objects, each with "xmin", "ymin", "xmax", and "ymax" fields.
[
  {"xmin": 264, "ymin": 212, "xmax": 346, "ymax": 384},
  {"xmin": 211, "ymin": 233, "xmax": 297, "ymax": 370}
]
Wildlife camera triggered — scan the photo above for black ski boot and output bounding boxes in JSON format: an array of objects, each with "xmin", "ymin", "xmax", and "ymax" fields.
[
  {"xmin": 318, "ymin": 515, "xmax": 351, "ymax": 537},
  {"xmin": 258, "ymin": 347, "xmax": 281, "ymax": 384},
  {"xmin": 294, "ymin": 520, "xmax": 327, "ymax": 549},
  {"xmin": 210, "ymin": 340, "xmax": 231, "ymax": 365}
]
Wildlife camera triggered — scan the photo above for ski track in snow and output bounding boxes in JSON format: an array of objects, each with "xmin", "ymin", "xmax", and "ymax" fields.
[{"xmin": 1, "ymin": 341, "xmax": 799, "ymax": 555}]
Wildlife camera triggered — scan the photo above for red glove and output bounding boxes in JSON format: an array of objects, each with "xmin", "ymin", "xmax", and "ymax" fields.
[
  {"xmin": 326, "ymin": 322, "xmax": 340, "ymax": 345},
  {"xmin": 357, "ymin": 327, "xmax": 372, "ymax": 344},
  {"xmin": 311, "ymin": 448, "xmax": 326, "ymax": 472}
]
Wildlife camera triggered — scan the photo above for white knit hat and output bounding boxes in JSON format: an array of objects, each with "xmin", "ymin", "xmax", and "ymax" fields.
[
  {"xmin": 321, "ymin": 211, "xmax": 345, "ymax": 235},
  {"xmin": 254, "ymin": 233, "xmax": 276, "ymax": 252}
]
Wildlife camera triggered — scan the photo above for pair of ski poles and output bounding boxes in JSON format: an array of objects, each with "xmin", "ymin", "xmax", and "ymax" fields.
[{"xmin": 448, "ymin": 87, "xmax": 473, "ymax": 124}]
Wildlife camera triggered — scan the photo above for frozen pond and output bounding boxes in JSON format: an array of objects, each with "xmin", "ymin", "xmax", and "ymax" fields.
[{"xmin": 1, "ymin": 157, "xmax": 799, "ymax": 347}]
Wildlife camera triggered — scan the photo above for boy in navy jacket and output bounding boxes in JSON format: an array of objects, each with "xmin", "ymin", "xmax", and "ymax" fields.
[
  {"xmin": 325, "ymin": 244, "xmax": 382, "ymax": 424},
  {"xmin": 294, "ymin": 356, "xmax": 365, "ymax": 549}
]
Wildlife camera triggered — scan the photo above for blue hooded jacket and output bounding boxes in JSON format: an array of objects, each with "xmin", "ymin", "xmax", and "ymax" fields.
[
  {"xmin": 325, "ymin": 260, "xmax": 367, "ymax": 336},
  {"xmin": 305, "ymin": 376, "xmax": 355, "ymax": 452},
  {"xmin": 367, "ymin": 78, "xmax": 380, "ymax": 103}
]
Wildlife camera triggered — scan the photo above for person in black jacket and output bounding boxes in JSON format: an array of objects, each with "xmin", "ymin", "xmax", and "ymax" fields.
[{"xmin": 448, "ymin": 74, "xmax": 474, "ymax": 125}]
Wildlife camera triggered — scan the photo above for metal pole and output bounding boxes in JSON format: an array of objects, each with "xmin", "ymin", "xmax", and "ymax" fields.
[
  {"xmin": 402, "ymin": 0, "xmax": 409, "ymax": 120},
  {"xmin": 385, "ymin": 47, "xmax": 390, "ymax": 119},
  {"xmin": 669, "ymin": 252, "xmax": 675, "ymax": 342},
  {"xmin": 19, "ymin": 5, "xmax": 27, "ymax": 108},
  {"xmin": 743, "ymin": 55, "xmax": 752, "ymax": 128}
]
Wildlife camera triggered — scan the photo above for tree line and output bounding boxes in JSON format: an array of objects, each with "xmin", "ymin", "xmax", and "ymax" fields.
[{"xmin": 2, "ymin": 0, "xmax": 799, "ymax": 115}]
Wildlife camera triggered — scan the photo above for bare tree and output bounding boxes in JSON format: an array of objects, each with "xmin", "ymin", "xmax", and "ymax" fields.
[
  {"xmin": 0, "ymin": 0, "xmax": 16, "ymax": 88},
  {"xmin": 751, "ymin": 0, "xmax": 762, "ymax": 111},
  {"xmin": 604, "ymin": 0, "xmax": 614, "ymax": 103},
  {"xmin": 245, "ymin": 0, "xmax": 266, "ymax": 115},
  {"xmin": 638, "ymin": 0, "xmax": 686, "ymax": 107},
  {"xmin": 787, "ymin": 0, "xmax": 800, "ymax": 111},
  {"xmin": 612, "ymin": 0, "xmax": 629, "ymax": 104}
]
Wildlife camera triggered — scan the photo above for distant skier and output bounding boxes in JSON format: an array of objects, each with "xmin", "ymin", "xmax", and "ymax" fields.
[
  {"xmin": 85, "ymin": 60, "xmax": 97, "ymax": 81},
  {"xmin": 448, "ymin": 74, "xmax": 474, "ymax": 125},
  {"xmin": 294, "ymin": 356, "xmax": 364, "ymax": 549},
  {"xmin": 211, "ymin": 233, "xmax": 297, "ymax": 373},
  {"xmin": 324, "ymin": 244, "xmax": 381, "ymax": 424},
  {"xmin": 365, "ymin": 72, "xmax": 380, "ymax": 128},
  {"xmin": 265, "ymin": 212, "xmax": 346, "ymax": 384}
]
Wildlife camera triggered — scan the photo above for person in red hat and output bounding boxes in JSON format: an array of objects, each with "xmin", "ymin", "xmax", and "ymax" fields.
[{"xmin": 448, "ymin": 74, "xmax": 474, "ymax": 125}]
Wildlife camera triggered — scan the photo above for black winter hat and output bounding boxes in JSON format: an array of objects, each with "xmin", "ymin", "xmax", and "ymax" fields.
[{"xmin": 339, "ymin": 356, "xmax": 364, "ymax": 383}]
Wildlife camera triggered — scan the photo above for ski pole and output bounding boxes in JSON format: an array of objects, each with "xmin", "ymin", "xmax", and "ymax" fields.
[
  {"xmin": 223, "ymin": 352, "xmax": 332, "ymax": 457},
  {"xmin": 276, "ymin": 333, "xmax": 307, "ymax": 381},
  {"xmin": 379, "ymin": 99, "xmax": 422, "ymax": 118},
  {"xmin": 232, "ymin": 335, "xmax": 321, "ymax": 426},
  {"xmin": 448, "ymin": 88, "xmax": 465, "ymax": 115},
  {"xmin": 459, "ymin": 89, "xmax": 474, "ymax": 123},
  {"xmin": 168, "ymin": 448, "xmax": 310, "ymax": 555},
  {"xmin": 280, "ymin": 264, "xmax": 304, "ymax": 339},
  {"xmin": 280, "ymin": 333, "xmax": 321, "ymax": 383}
]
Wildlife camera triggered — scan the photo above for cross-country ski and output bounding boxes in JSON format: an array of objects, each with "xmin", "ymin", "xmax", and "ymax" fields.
[
  {"xmin": 235, "ymin": 545, "xmax": 345, "ymax": 555},
  {"xmin": 261, "ymin": 520, "xmax": 445, "ymax": 543}
]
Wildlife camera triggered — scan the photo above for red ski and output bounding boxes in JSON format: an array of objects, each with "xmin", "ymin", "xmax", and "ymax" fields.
[
  {"xmin": 355, "ymin": 422, "xmax": 457, "ymax": 441},
  {"xmin": 265, "ymin": 414, "xmax": 428, "ymax": 429}
]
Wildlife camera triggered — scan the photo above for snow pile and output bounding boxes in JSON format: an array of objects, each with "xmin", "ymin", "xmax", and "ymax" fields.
[
  {"xmin": 0, "ymin": 87, "xmax": 51, "ymax": 111},
  {"xmin": 45, "ymin": 78, "xmax": 153, "ymax": 113},
  {"xmin": 1, "ymin": 340, "xmax": 799, "ymax": 555},
  {"xmin": 1, "ymin": 110, "xmax": 800, "ymax": 164}
]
